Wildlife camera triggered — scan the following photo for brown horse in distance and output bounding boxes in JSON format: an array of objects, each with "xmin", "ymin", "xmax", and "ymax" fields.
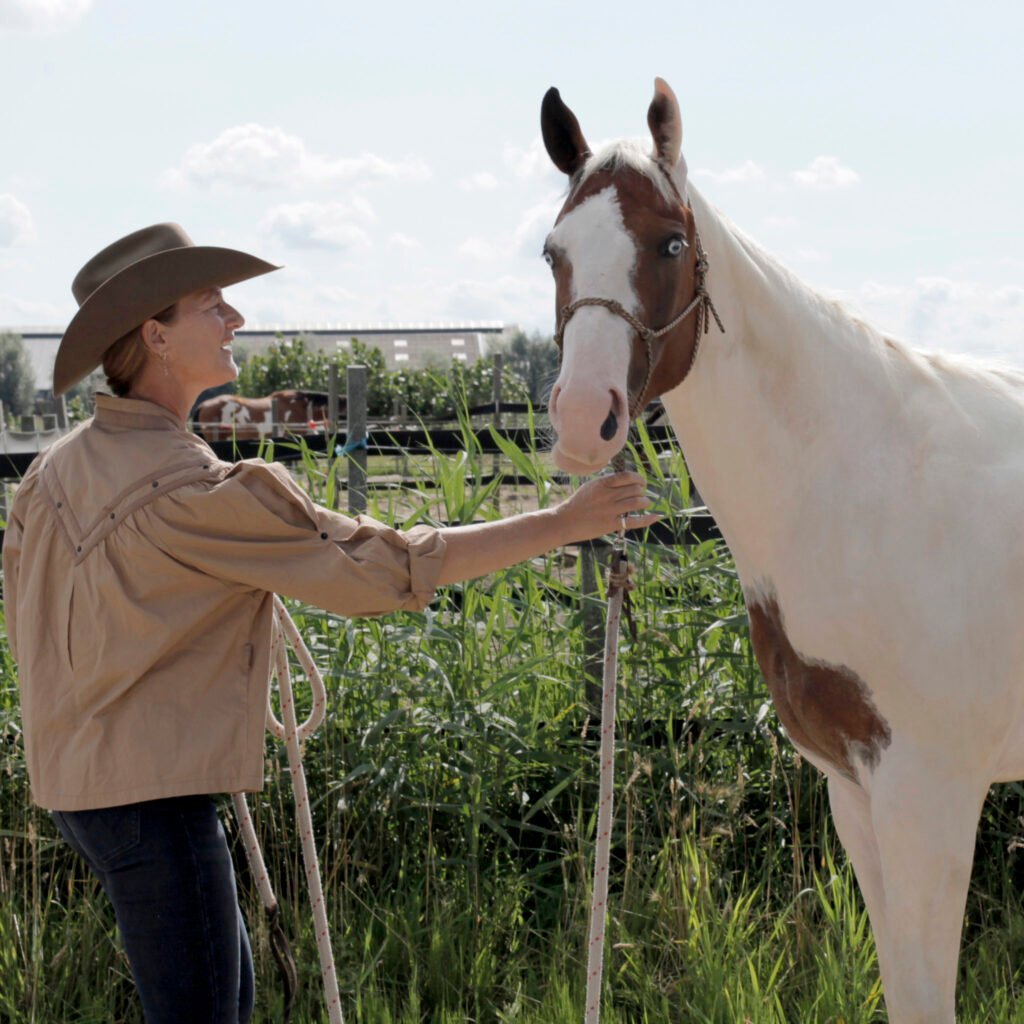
[{"xmin": 193, "ymin": 390, "xmax": 338, "ymax": 442}]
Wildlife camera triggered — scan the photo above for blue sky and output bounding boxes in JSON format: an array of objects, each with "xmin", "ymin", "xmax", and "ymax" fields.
[{"xmin": 2, "ymin": 0, "xmax": 1023, "ymax": 368}]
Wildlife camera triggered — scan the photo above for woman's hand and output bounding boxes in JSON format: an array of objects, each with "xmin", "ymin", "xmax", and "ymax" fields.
[{"xmin": 554, "ymin": 471, "xmax": 661, "ymax": 542}]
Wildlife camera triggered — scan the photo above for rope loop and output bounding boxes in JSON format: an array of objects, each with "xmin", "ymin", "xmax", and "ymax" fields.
[{"xmin": 233, "ymin": 598, "xmax": 344, "ymax": 1024}]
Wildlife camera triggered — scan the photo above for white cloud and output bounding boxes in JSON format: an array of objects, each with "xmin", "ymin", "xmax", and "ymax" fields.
[
  {"xmin": 795, "ymin": 247, "xmax": 830, "ymax": 265},
  {"xmin": 695, "ymin": 159, "xmax": 767, "ymax": 185},
  {"xmin": 442, "ymin": 273, "xmax": 551, "ymax": 325},
  {"xmin": 0, "ymin": 194, "xmax": 35, "ymax": 246},
  {"xmin": 260, "ymin": 200, "xmax": 375, "ymax": 251},
  {"xmin": 458, "ymin": 172, "xmax": 499, "ymax": 192},
  {"xmin": 792, "ymin": 156, "xmax": 860, "ymax": 190},
  {"xmin": 837, "ymin": 276, "xmax": 1024, "ymax": 365},
  {"xmin": 513, "ymin": 194, "xmax": 563, "ymax": 259},
  {"xmin": 388, "ymin": 233, "xmax": 421, "ymax": 250},
  {"xmin": 0, "ymin": 0, "xmax": 92, "ymax": 31},
  {"xmin": 458, "ymin": 237, "xmax": 502, "ymax": 262},
  {"xmin": 504, "ymin": 137, "xmax": 553, "ymax": 180},
  {"xmin": 161, "ymin": 124, "xmax": 430, "ymax": 191},
  {"xmin": 0, "ymin": 291, "xmax": 63, "ymax": 323}
]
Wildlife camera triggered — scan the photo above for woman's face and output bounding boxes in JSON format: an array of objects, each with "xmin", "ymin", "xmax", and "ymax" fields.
[{"xmin": 160, "ymin": 286, "xmax": 244, "ymax": 394}]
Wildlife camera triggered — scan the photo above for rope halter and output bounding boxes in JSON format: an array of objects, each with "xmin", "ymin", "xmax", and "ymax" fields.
[{"xmin": 553, "ymin": 231, "xmax": 725, "ymax": 420}]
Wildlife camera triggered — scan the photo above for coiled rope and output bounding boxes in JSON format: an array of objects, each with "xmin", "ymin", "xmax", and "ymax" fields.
[{"xmin": 232, "ymin": 596, "xmax": 343, "ymax": 1024}]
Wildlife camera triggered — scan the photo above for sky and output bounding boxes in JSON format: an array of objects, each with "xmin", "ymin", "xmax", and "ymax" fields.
[{"xmin": 1, "ymin": 0, "xmax": 1023, "ymax": 377}]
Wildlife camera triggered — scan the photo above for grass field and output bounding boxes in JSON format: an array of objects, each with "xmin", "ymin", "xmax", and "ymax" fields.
[{"xmin": 2, "ymin": 420, "xmax": 1024, "ymax": 1022}]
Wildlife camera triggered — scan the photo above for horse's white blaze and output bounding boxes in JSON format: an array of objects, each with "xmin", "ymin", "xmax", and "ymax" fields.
[{"xmin": 548, "ymin": 187, "xmax": 637, "ymax": 472}]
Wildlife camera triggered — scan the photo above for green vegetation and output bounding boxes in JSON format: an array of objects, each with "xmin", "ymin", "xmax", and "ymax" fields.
[
  {"xmin": 0, "ymin": 332, "xmax": 36, "ymax": 420},
  {"xmin": 2, "ymin": 421, "xmax": 1024, "ymax": 1022},
  {"xmin": 235, "ymin": 336, "xmax": 529, "ymax": 420}
]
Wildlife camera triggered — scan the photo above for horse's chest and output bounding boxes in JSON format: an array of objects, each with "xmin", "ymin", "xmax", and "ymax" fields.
[{"xmin": 746, "ymin": 591, "xmax": 892, "ymax": 781}]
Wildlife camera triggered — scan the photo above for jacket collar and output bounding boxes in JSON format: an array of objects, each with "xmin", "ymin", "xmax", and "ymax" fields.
[{"xmin": 93, "ymin": 392, "xmax": 188, "ymax": 431}]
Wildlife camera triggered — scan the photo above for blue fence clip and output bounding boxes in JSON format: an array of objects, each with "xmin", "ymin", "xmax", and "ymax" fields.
[{"xmin": 335, "ymin": 438, "xmax": 369, "ymax": 457}]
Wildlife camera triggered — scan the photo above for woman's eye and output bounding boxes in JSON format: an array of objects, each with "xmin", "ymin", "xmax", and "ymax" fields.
[{"xmin": 662, "ymin": 236, "xmax": 687, "ymax": 257}]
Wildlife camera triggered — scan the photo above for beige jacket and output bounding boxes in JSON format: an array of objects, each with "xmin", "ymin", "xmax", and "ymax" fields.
[{"xmin": 2, "ymin": 394, "xmax": 445, "ymax": 810}]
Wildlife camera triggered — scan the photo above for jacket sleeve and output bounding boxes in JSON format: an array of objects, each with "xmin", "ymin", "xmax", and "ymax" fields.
[
  {"xmin": 1, "ymin": 459, "xmax": 43, "ymax": 665},
  {"xmin": 2, "ymin": 500, "xmax": 23, "ymax": 664},
  {"xmin": 138, "ymin": 459, "xmax": 446, "ymax": 617}
]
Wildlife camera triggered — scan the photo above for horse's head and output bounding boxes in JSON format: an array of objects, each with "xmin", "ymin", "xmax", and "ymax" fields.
[{"xmin": 541, "ymin": 78, "xmax": 713, "ymax": 474}]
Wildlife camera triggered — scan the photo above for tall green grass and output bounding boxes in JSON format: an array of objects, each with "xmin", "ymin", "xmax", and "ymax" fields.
[{"xmin": 2, "ymin": 418, "xmax": 1024, "ymax": 1021}]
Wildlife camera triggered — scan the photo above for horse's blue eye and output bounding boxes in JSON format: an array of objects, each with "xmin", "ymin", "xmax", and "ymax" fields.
[
  {"xmin": 543, "ymin": 251, "xmax": 555, "ymax": 268},
  {"xmin": 663, "ymin": 236, "xmax": 686, "ymax": 257}
]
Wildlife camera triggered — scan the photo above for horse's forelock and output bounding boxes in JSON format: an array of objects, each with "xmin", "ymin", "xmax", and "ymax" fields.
[{"xmin": 572, "ymin": 140, "xmax": 678, "ymax": 206}]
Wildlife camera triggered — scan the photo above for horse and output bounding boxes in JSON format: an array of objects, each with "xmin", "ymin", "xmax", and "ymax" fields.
[
  {"xmin": 193, "ymin": 389, "xmax": 334, "ymax": 442},
  {"xmin": 540, "ymin": 77, "xmax": 1024, "ymax": 1023}
]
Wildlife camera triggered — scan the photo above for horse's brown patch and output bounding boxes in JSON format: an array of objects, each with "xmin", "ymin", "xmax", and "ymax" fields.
[{"xmin": 747, "ymin": 592, "xmax": 891, "ymax": 780}]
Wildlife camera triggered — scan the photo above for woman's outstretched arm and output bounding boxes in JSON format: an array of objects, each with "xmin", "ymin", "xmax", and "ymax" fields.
[{"xmin": 435, "ymin": 471, "xmax": 658, "ymax": 586}]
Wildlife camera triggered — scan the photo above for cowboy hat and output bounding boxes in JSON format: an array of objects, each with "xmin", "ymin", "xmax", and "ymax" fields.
[{"xmin": 53, "ymin": 222, "xmax": 281, "ymax": 396}]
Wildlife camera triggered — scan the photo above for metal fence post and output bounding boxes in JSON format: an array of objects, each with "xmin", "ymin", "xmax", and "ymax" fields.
[
  {"xmin": 347, "ymin": 365, "xmax": 368, "ymax": 515},
  {"xmin": 492, "ymin": 353, "xmax": 503, "ymax": 511},
  {"xmin": 328, "ymin": 365, "xmax": 341, "ymax": 510},
  {"xmin": 327, "ymin": 364, "xmax": 340, "ymax": 433}
]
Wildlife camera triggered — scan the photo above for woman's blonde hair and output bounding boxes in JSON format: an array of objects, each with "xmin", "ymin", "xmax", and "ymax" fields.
[{"xmin": 102, "ymin": 303, "xmax": 178, "ymax": 396}]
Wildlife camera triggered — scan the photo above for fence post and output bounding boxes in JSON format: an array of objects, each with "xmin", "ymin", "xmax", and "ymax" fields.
[
  {"xmin": 327, "ymin": 364, "xmax": 340, "ymax": 432},
  {"xmin": 270, "ymin": 396, "xmax": 280, "ymax": 437},
  {"xmin": 491, "ymin": 354, "xmax": 503, "ymax": 511},
  {"xmin": 580, "ymin": 540, "xmax": 605, "ymax": 715},
  {"xmin": 347, "ymin": 365, "xmax": 368, "ymax": 515},
  {"xmin": 54, "ymin": 395, "xmax": 68, "ymax": 430},
  {"xmin": 327, "ymin": 365, "xmax": 341, "ymax": 509}
]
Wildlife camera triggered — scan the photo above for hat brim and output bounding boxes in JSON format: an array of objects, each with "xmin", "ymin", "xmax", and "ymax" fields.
[{"xmin": 53, "ymin": 245, "xmax": 281, "ymax": 396}]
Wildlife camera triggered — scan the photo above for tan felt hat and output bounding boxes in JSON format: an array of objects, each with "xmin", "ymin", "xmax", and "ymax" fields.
[{"xmin": 53, "ymin": 222, "xmax": 281, "ymax": 395}]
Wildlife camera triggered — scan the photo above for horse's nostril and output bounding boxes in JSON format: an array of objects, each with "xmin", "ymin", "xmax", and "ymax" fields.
[{"xmin": 600, "ymin": 409, "xmax": 618, "ymax": 441}]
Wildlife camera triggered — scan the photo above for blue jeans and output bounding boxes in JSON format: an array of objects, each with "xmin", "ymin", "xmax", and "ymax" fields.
[{"xmin": 52, "ymin": 794, "xmax": 254, "ymax": 1024}]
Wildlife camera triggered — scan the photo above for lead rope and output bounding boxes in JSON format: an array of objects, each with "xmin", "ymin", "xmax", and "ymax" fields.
[
  {"xmin": 232, "ymin": 596, "xmax": 344, "ymax": 1024},
  {"xmin": 584, "ymin": 453, "xmax": 636, "ymax": 1024}
]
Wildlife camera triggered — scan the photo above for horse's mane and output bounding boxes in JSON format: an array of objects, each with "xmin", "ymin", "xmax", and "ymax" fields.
[{"xmin": 693, "ymin": 177, "xmax": 1024, "ymax": 396}]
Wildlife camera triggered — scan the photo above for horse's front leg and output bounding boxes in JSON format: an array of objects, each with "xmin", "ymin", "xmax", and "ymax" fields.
[{"xmin": 852, "ymin": 750, "xmax": 986, "ymax": 1023}]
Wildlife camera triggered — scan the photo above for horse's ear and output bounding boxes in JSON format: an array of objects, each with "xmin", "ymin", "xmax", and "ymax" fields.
[
  {"xmin": 541, "ymin": 87, "xmax": 592, "ymax": 177},
  {"xmin": 647, "ymin": 77, "xmax": 683, "ymax": 171}
]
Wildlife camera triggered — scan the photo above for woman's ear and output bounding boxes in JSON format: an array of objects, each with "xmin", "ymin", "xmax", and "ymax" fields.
[{"xmin": 140, "ymin": 317, "xmax": 167, "ymax": 358}]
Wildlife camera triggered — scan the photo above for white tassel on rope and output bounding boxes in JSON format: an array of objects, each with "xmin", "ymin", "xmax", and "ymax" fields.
[
  {"xmin": 233, "ymin": 596, "xmax": 344, "ymax": 1024},
  {"xmin": 584, "ymin": 512, "xmax": 630, "ymax": 1024}
]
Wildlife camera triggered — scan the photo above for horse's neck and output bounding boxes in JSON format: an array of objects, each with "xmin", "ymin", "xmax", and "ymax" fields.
[{"xmin": 662, "ymin": 183, "xmax": 892, "ymax": 578}]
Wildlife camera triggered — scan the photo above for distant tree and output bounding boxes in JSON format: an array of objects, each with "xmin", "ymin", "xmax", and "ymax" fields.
[
  {"xmin": 0, "ymin": 332, "xmax": 37, "ymax": 420},
  {"xmin": 491, "ymin": 329, "xmax": 559, "ymax": 407},
  {"xmin": 64, "ymin": 368, "xmax": 106, "ymax": 424}
]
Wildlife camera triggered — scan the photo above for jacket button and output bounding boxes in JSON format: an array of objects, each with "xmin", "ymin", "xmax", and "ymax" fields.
[
  {"xmin": 320, "ymin": 532, "xmax": 328, "ymax": 540},
  {"xmin": 110, "ymin": 513, "xmax": 116, "ymax": 519},
  {"xmin": 76, "ymin": 546, "xmax": 82, "ymax": 553},
  {"xmin": 152, "ymin": 481, "xmax": 159, "ymax": 488},
  {"xmin": 56, "ymin": 501, "xmax": 62, "ymax": 508}
]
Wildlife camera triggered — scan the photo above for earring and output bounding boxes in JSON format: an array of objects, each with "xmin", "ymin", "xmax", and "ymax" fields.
[{"xmin": 160, "ymin": 352, "xmax": 170, "ymax": 377}]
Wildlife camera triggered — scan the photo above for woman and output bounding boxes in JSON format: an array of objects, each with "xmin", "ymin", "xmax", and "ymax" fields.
[{"xmin": 2, "ymin": 223, "xmax": 657, "ymax": 1023}]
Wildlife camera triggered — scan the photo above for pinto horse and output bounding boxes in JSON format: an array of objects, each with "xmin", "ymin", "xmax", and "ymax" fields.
[
  {"xmin": 193, "ymin": 389, "xmax": 333, "ymax": 442},
  {"xmin": 541, "ymin": 78, "xmax": 1024, "ymax": 1022}
]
